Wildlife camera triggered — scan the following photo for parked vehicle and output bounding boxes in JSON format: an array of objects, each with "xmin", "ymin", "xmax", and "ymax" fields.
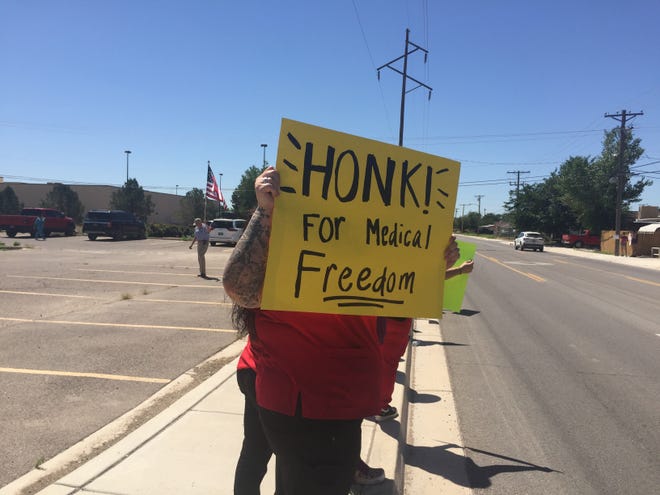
[
  {"xmin": 514, "ymin": 231, "xmax": 545, "ymax": 251},
  {"xmin": 0, "ymin": 207, "xmax": 76, "ymax": 237},
  {"xmin": 561, "ymin": 229, "xmax": 600, "ymax": 249},
  {"xmin": 209, "ymin": 218, "xmax": 246, "ymax": 246},
  {"xmin": 82, "ymin": 210, "xmax": 146, "ymax": 240}
]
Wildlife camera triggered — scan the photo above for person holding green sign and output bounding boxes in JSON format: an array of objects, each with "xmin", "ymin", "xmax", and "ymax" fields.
[{"xmin": 223, "ymin": 167, "xmax": 461, "ymax": 495}]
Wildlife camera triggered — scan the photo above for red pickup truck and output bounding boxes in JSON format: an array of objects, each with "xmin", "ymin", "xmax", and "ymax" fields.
[
  {"xmin": 0, "ymin": 208, "xmax": 76, "ymax": 238},
  {"xmin": 561, "ymin": 230, "xmax": 600, "ymax": 249}
]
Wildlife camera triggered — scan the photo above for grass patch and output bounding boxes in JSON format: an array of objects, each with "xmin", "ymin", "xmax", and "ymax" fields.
[{"xmin": 121, "ymin": 293, "xmax": 133, "ymax": 300}]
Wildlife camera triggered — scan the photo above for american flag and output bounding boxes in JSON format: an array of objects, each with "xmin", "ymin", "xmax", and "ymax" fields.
[{"xmin": 206, "ymin": 164, "xmax": 225, "ymax": 207}]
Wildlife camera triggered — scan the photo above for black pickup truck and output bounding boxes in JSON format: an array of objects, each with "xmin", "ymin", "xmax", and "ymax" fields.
[{"xmin": 82, "ymin": 210, "xmax": 146, "ymax": 240}]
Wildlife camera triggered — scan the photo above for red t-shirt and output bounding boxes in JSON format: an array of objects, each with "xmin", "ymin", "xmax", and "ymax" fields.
[
  {"xmin": 237, "ymin": 338, "xmax": 256, "ymax": 371},
  {"xmin": 253, "ymin": 310, "xmax": 383, "ymax": 420}
]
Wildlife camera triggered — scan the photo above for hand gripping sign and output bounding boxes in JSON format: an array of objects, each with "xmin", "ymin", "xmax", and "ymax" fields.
[{"xmin": 262, "ymin": 119, "xmax": 460, "ymax": 318}]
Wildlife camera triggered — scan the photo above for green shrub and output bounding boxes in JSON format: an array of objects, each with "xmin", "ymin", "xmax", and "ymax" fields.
[{"xmin": 147, "ymin": 223, "xmax": 195, "ymax": 238}]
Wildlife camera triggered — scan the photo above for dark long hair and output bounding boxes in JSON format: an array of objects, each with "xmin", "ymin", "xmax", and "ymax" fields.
[{"xmin": 231, "ymin": 304, "xmax": 256, "ymax": 339}]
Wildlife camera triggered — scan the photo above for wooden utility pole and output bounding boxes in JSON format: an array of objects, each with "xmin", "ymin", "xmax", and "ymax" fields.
[
  {"xmin": 459, "ymin": 203, "xmax": 474, "ymax": 232},
  {"xmin": 475, "ymin": 195, "xmax": 484, "ymax": 216},
  {"xmin": 604, "ymin": 109, "xmax": 643, "ymax": 256}
]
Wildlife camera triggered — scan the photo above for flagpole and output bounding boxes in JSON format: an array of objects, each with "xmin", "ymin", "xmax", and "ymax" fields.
[{"xmin": 204, "ymin": 161, "xmax": 209, "ymax": 221}]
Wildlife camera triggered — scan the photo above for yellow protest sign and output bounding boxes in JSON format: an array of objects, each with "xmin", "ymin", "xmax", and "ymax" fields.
[{"xmin": 261, "ymin": 118, "xmax": 460, "ymax": 317}]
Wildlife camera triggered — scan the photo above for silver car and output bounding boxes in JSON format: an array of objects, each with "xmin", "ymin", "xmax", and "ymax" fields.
[
  {"xmin": 514, "ymin": 231, "xmax": 544, "ymax": 252},
  {"xmin": 209, "ymin": 218, "xmax": 246, "ymax": 246}
]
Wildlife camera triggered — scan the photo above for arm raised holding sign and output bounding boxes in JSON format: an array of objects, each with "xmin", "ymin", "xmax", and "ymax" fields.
[{"xmin": 223, "ymin": 167, "xmax": 280, "ymax": 308}]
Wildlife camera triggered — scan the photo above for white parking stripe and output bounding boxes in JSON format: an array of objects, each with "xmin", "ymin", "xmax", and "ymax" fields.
[
  {"xmin": 0, "ymin": 290, "xmax": 97, "ymax": 299},
  {"xmin": 0, "ymin": 289, "xmax": 230, "ymax": 306},
  {"xmin": 0, "ymin": 317, "xmax": 234, "ymax": 333},
  {"xmin": 8, "ymin": 275, "xmax": 223, "ymax": 289}
]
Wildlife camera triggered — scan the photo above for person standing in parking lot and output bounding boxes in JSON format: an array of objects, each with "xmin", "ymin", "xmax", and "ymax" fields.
[
  {"xmin": 189, "ymin": 217, "xmax": 210, "ymax": 278},
  {"xmin": 33, "ymin": 213, "xmax": 46, "ymax": 240}
]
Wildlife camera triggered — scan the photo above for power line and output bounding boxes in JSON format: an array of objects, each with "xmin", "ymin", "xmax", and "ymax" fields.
[{"xmin": 350, "ymin": 0, "xmax": 396, "ymax": 142}]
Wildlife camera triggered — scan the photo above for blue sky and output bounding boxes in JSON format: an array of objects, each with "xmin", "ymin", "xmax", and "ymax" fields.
[{"xmin": 2, "ymin": 0, "xmax": 659, "ymax": 215}]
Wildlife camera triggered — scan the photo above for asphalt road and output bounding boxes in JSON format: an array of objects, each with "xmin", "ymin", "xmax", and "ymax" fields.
[
  {"xmin": 442, "ymin": 237, "xmax": 660, "ymax": 495},
  {"xmin": 0, "ymin": 234, "xmax": 237, "ymax": 488}
]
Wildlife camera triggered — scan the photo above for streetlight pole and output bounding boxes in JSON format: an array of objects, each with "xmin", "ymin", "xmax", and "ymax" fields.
[
  {"xmin": 261, "ymin": 144, "xmax": 268, "ymax": 168},
  {"xmin": 124, "ymin": 150, "xmax": 131, "ymax": 182}
]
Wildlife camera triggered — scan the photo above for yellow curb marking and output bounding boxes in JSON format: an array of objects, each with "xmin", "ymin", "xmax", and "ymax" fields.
[
  {"xmin": 0, "ymin": 317, "xmax": 234, "ymax": 333},
  {"xmin": 476, "ymin": 253, "xmax": 546, "ymax": 282},
  {"xmin": 7, "ymin": 275, "xmax": 223, "ymax": 289},
  {"xmin": 0, "ymin": 367, "xmax": 170, "ymax": 384}
]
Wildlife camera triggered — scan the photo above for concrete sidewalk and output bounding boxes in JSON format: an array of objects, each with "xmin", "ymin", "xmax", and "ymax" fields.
[{"xmin": 2, "ymin": 319, "xmax": 469, "ymax": 495}]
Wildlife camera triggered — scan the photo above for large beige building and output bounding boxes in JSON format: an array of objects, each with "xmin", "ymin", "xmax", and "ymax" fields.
[{"xmin": 0, "ymin": 181, "xmax": 186, "ymax": 225}]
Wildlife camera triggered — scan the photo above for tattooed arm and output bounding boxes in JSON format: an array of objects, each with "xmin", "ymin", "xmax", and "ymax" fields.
[{"xmin": 222, "ymin": 167, "xmax": 280, "ymax": 308}]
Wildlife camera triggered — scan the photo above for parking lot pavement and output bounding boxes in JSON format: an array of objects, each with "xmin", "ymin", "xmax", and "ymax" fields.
[{"xmin": 0, "ymin": 235, "xmax": 239, "ymax": 489}]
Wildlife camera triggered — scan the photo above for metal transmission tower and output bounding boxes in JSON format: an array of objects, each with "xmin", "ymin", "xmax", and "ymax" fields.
[
  {"xmin": 604, "ymin": 109, "xmax": 643, "ymax": 256},
  {"xmin": 378, "ymin": 28, "xmax": 432, "ymax": 147}
]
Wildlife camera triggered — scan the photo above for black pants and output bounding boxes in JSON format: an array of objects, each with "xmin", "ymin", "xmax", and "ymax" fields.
[
  {"xmin": 258, "ymin": 403, "xmax": 361, "ymax": 495},
  {"xmin": 234, "ymin": 368, "xmax": 275, "ymax": 495}
]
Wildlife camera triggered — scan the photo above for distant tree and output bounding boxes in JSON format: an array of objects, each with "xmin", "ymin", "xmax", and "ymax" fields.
[
  {"xmin": 463, "ymin": 211, "xmax": 481, "ymax": 232},
  {"xmin": 109, "ymin": 179, "xmax": 155, "ymax": 221},
  {"xmin": 40, "ymin": 183, "xmax": 85, "ymax": 222},
  {"xmin": 554, "ymin": 156, "xmax": 602, "ymax": 231},
  {"xmin": 206, "ymin": 198, "xmax": 226, "ymax": 220},
  {"xmin": 231, "ymin": 165, "xmax": 265, "ymax": 218},
  {"xmin": 504, "ymin": 128, "xmax": 649, "ymax": 235},
  {"xmin": 0, "ymin": 186, "xmax": 21, "ymax": 214},
  {"xmin": 506, "ymin": 173, "xmax": 576, "ymax": 238},
  {"xmin": 179, "ymin": 188, "xmax": 205, "ymax": 224},
  {"xmin": 480, "ymin": 212, "xmax": 502, "ymax": 225},
  {"xmin": 555, "ymin": 128, "xmax": 647, "ymax": 233}
]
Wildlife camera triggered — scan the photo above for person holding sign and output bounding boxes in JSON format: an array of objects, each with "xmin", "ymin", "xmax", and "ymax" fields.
[{"xmin": 223, "ymin": 167, "xmax": 461, "ymax": 495}]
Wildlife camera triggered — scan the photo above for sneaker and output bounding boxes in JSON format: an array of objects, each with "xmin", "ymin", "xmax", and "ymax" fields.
[
  {"xmin": 354, "ymin": 459, "xmax": 385, "ymax": 485},
  {"xmin": 373, "ymin": 405, "xmax": 398, "ymax": 422}
]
